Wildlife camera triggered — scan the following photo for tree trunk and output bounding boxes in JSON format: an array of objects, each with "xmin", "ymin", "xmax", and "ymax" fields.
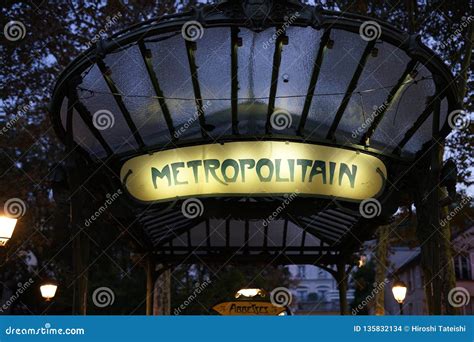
[
  {"xmin": 153, "ymin": 266, "xmax": 171, "ymax": 315},
  {"xmin": 440, "ymin": 203, "xmax": 459, "ymax": 314},
  {"xmin": 375, "ymin": 225, "xmax": 390, "ymax": 315}
]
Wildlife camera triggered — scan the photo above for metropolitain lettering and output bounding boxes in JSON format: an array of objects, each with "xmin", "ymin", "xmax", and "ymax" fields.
[{"xmin": 151, "ymin": 158, "xmax": 357, "ymax": 189}]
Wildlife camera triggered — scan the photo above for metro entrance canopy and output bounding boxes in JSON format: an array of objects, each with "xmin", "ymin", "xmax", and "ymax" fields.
[{"xmin": 49, "ymin": 0, "xmax": 460, "ymax": 314}]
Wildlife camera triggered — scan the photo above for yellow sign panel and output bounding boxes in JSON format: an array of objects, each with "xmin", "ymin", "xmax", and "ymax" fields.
[
  {"xmin": 120, "ymin": 141, "xmax": 386, "ymax": 202},
  {"xmin": 212, "ymin": 301, "xmax": 286, "ymax": 316}
]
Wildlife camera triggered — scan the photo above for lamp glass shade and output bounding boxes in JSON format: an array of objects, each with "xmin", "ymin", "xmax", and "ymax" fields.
[
  {"xmin": 0, "ymin": 216, "xmax": 17, "ymax": 246},
  {"xmin": 392, "ymin": 282, "xmax": 407, "ymax": 304},
  {"xmin": 235, "ymin": 288, "xmax": 265, "ymax": 298},
  {"xmin": 40, "ymin": 284, "xmax": 58, "ymax": 300}
]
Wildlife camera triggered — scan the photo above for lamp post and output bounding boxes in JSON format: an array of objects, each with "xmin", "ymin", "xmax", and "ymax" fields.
[
  {"xmin": 0, "ymin": 216, "xmax": 17, "ymax": 247},
  {"xmin": 40, "ymin": 283, "xmax": 58, "ymax": 301},
  {"xmin": 234, "ymin": 288, "xmax": 266, "ymax": 299},
  {"xmin": 392, "ymin": 280, "xmax": 407, "ymax": 315}
]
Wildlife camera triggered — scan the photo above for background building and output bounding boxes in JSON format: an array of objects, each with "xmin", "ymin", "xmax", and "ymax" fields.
[{"xmin": 287, "ymin": 265, "xmax": 355, "ymax": 314}]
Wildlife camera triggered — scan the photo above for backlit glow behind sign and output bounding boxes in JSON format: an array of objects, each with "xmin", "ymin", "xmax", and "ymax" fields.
[{"xmin": 120, "ymin": 141, "xmax": 387, "ymax": 202}]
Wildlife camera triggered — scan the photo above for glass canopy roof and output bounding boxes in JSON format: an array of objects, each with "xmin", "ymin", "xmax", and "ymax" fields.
[
  {"xmin": 50, "ymin": 1, "xmax": 461, "ymax": 265},
  {"xmin": 51, "ymin": 3, "xmax": 459, "ymax": 162}
]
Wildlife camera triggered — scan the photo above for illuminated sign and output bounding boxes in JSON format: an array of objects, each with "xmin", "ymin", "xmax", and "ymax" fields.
[
  {"xmin": 212, "ymin": 301, "xmax": 286, "ymax": 316},
  {"xmin": 120, "ymin": 141, "xmax": 386, "ymax": 202}
]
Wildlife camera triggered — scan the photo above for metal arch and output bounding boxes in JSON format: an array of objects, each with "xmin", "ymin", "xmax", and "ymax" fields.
[
  {"xmin": 49, "ymin": 8, "xmax": 460, "ymax": 165},
  {"xmin": 360, "ymin": 59, "xmax": 418, "ymax": 145},
  {"xmin": 137, "ymin": 40, "xmax": 176, "ymax": 139},
  {"xmin": 96, "ymin": 59, "xmax": 145, "ymax": 149},
  {"xmin": 297, "ymin": 29, "xmax": 331, "ymax": 135},
  {"xmin": 68, "ymin": 89, "xmax": 113, "ymax": 156},
  {"xmin": 231, "ymin": 27, "xmax": 240, "ymax": 135},
  {"xmin": 326, "ymin": 39, "xmax": 377, "ymax": 140},
  {"xmin": 185, "ymin": 40, "xmax": 210, "ymax": 138},
  {"xmin": 265, "ymin": 24, "xmax": 288, "ymax": 134}
]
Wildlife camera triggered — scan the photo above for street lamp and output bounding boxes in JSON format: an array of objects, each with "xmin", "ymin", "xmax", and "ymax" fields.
[
  {"xmin": 0, "ymin": 216, "xmax": 17, "ymax": 246},
  {"xmin": 392, "ymin": 280, "xmax": 407, "ymax": 315},
  {"xmin": 40, "ymin": 283, "xmax": 58, "ymax": 301},
  {"xmin": 235, "ymin": 288, "xmax": 266, "ymax": 299},
  {"xmin": 358, "ymin": 255, "xmax": 367, "ymax": 268}
]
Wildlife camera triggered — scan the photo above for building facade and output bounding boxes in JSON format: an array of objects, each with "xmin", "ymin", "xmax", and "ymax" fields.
[{"xmin": 287, "ymin": 265, "xmax": 355, "ymax": 314}]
